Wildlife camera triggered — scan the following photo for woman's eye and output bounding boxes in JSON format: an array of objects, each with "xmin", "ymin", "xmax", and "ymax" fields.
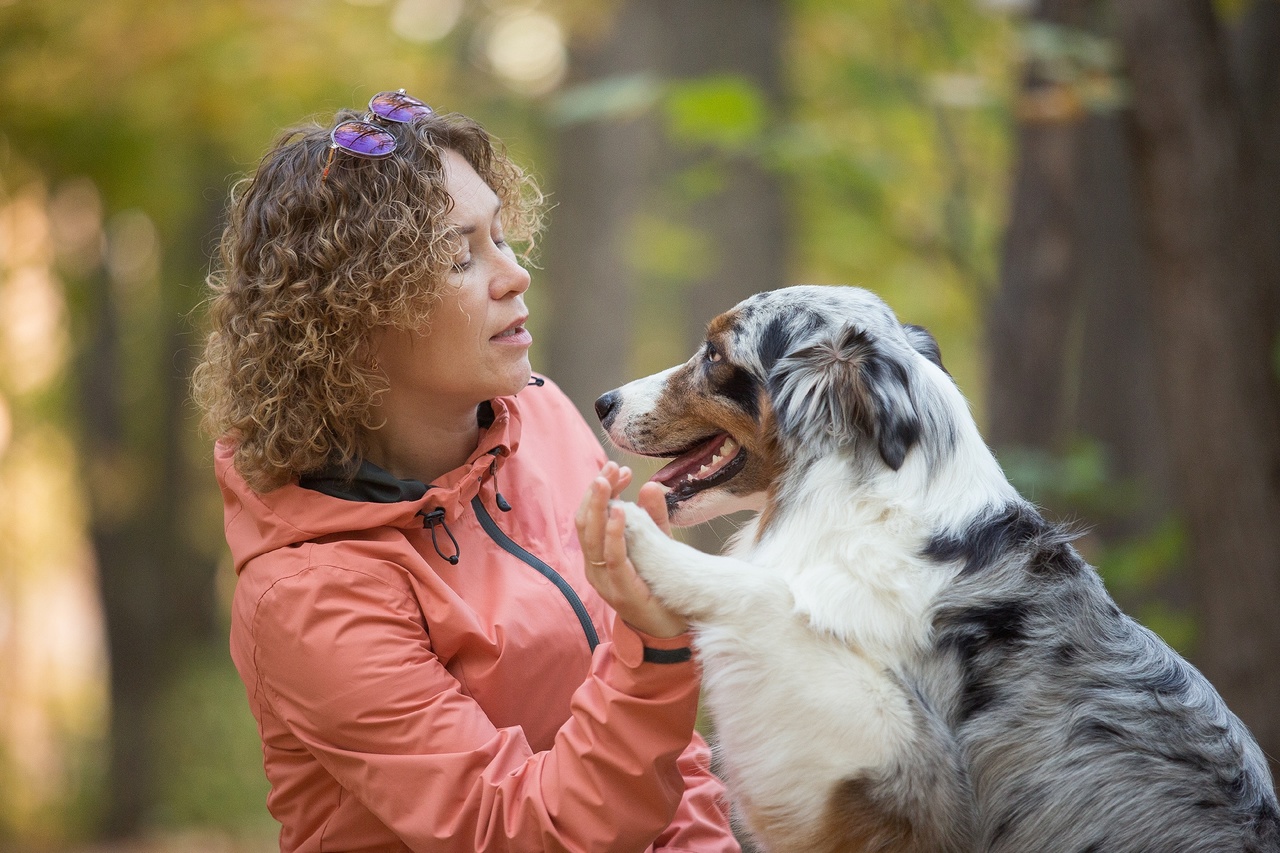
[
  {"xmin": 705, "ymin": 342, "xmax": 722, "ymax": 363},
  {"xmin": 453, "ymin": 257, "xmax": 473, "ymax": 272}
]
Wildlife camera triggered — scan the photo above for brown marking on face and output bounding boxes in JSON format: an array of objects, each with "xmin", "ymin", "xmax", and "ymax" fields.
[
  {"xmin": 705, "ymin": 308, "xmax": 740, "ymax": 341},
  {"xmin": 623, "ymin": 312, "xmax": 785, "ymax": 516}
]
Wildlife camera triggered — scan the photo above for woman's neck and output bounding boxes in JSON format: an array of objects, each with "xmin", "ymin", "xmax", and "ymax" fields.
[{"xmin": 364, "ymin": 397, "xmax": 482, "ymax": 485}]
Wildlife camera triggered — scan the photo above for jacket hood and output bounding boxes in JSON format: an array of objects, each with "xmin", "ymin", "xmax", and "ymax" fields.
[{"xmin": 216, "ymin": 397, "xmax": 522, "ymax": 575}]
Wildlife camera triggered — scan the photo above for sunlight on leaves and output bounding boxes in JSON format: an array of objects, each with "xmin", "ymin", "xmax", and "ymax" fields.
[{"xmin": 663, "ymin": 75, "xmax": 767, "ymax": 151}]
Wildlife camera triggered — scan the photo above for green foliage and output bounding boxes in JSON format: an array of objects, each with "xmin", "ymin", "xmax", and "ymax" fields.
[
  {"xmin": 1000, "ymin": 439, "xmax": 1195, "ymax": 652},
  {"xmin": 999, "ymin": 438, "xmax": 1136, "ymax": 515},
  {"xmin": 663, "ymin": 75, "xmax": 768, "ymax": 151},
  {"xmin": 149, "ymin": 647, "xmax": 273, "ymax": 834},
  {"xmin": 782, "ymin": 0, "xmax": 1017, "ymax": 402},
  {"xmin": 1099, "ymin": 516, "xmax": 1187, "ymax": 596},
  {"xmin": 1099, "ymin": 515, "xmax": 1196, "ymax": 655}
]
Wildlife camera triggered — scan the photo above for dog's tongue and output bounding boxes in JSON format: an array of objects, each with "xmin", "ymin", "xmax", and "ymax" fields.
[{"xmin": 651, "ymin": 433, "xmax": 740, "ymax": 490}]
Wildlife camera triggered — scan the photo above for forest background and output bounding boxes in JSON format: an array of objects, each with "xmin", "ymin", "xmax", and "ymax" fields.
[{"xmin": 0, "ymin": 0, "xmax": 1277, "ymax": 849}]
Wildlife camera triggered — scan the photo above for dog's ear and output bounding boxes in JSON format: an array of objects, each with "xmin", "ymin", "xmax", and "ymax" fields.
[
  {"xmin": 768, "ymin": 324, "xmax": 921, "ymax": 470},
  {"xmin": 902, "ymin": 323, "xmax": 948, "ymax": 375}
]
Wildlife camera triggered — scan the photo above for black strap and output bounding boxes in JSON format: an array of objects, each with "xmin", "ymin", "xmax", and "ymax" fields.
[{"xmin": 642, "ymin": 646, "xmax": 693, "ymax": 664}]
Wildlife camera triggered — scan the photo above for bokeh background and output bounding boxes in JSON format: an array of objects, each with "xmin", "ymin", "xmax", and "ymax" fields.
[{"xmin": 1, "ymin": 0, "xmax": 1277, "ymax": 849}]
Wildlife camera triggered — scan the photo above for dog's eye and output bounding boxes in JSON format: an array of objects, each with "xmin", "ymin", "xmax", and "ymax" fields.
[{"xmin": 704, "ymin": 342, "xmax": 722, "ymax": 364}]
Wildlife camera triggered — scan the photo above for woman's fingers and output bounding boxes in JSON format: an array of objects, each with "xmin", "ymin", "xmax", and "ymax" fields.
[
  {"xmin": 611, "ymin": 465, "xmax": 633, "ymax": 499},
  {"xmin": 575, "ymin": 474, "xmax": 612, "ymax": 564}
]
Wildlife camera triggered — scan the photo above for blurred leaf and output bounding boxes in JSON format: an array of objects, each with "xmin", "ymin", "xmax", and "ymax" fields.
[
  {"xmin": 1137, "ymin": 600, "xmax": 1198, "ymax": 655},
  {"xmin": 625, "ymin": 212, "xmax": 716, "ymax": 284},
  {"xmin": 662, "ymin": 75, "xmax": 766, "ymax": 150},
  {"xmin": 999, "ymin": 438, "xmax": 1114, "ymax": 510},
  {"xmin": 1098, "ymin": 516, "xmax": 1187, "ymax": 594},
  {"xmin": 547, "ymin": 72, "xmax": 664, "ymax": 125},
  {"xmin": 150, "ymin": 649, "xmax": 272, "ymax": 832}
]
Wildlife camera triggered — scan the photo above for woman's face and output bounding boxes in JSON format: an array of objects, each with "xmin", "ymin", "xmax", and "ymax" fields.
[{"xmin": 374, "ymin": 148, "xmax": 533, "ymax": 413}]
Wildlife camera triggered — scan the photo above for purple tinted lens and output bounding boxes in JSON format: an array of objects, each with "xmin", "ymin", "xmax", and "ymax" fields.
[
  {"xmin": 331, "ymin": 121, "xmax": 397, "ymax": 157},
  {"xmin": 369, "ymin": 90, "xmax": 433, "ymax": 123}
]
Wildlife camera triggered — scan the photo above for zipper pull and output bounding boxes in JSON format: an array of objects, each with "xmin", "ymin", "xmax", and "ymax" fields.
[
  {"xmin": 489, "ymin": 453, "xmax": 512, "ymax": 512},
  {"xmin": 419, "ymin": 507, "xmax": 460, "ymax": 565}
]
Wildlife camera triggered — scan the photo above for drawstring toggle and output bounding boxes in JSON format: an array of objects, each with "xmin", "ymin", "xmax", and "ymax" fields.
[{"xmin": 420, "ymin": 507, "xmax": 460, "ymax": 565}]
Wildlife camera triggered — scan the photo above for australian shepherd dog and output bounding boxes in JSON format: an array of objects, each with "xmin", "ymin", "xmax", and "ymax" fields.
[{"xmin": 595, "ymin": 285, "xmax": 1279, "ymax": 852}]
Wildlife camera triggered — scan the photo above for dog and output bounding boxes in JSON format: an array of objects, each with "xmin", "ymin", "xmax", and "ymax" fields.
[{"xmin": 594, "ymin": 285, "xmax": 1280, "ymax": 852}]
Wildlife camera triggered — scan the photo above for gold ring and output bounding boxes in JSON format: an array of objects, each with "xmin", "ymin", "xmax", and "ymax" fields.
[{"xmin": 589, "ymin": 559, "xmax": 607, "ymax": 567}]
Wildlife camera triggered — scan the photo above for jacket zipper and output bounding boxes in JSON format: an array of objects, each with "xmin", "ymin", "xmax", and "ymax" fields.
[{"xmin": 471, "ymin": 496, "xmax": 600, "ymax": 652}]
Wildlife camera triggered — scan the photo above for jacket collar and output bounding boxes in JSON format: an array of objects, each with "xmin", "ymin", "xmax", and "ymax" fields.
[
  {"xmin": 217, "ymin": 395, "xmax": 523, "ymax": 575},
  {"xmin": 299, "ymin": 398, "xmax": 519, "ymax": 509}
]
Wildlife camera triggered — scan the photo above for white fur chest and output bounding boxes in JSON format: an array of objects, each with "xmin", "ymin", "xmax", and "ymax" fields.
[{"xmin": 692, "ymin": 504, "xmax": 948, "ymax": 838}]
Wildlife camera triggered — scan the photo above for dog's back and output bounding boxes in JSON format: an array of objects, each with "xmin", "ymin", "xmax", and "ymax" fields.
[{"xmin": 911, "ymin": 502, "xmax": 1280, "ymax": 852}]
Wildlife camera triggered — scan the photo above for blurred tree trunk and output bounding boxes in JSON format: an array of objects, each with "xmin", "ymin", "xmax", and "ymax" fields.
[
  {"xmin": 988, "ymin": 0, "xmax": 1176, "ymax": 571},
  {"xmin": 544, "ymin": 1, "xmax": 787, "ymax": 529},
  {"xmin": 76, "ymin": 210, "xmax": 222, "ymax": 836},
  {"xmin": 541, "ymin": 3, "xmax": 660, "ymax": 419},
  {"xmin": 1116, "ymin": 0, "xmax": 1280, "ymax": 775},
  {"xmin": 649, "ymin": 0, "xmax": 789, "ymax": 350},
  {"xmin": 994, "ymin": 0, "xmax": 1280, "ymax": 780}
]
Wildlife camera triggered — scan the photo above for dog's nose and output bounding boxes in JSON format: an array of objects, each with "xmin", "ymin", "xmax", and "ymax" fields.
[{"xmin": 594, "ymin": 391, "xmax": 621, "ymax": 429}]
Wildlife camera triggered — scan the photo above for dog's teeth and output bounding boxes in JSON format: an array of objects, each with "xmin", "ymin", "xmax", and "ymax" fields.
[
  {"xmin": 711, "ymin": 454, "xmax": 722, "ymax": 465},
  {"xmin": 721, "ymin": 438, "xmax": 738, "ymax": 455},
  {"xmin": 698, "ymin": 464, "xmax": 710, "ymax": 476}
]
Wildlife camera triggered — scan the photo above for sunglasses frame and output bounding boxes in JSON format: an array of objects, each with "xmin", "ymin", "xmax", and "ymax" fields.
[{"xmin": 321, "ymin": 89, "xmax": 434, "ymax": 182}]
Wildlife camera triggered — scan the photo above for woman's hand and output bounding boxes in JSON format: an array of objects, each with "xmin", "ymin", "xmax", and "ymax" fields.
[{"xmin": 576, "ymin": 462, "xmax": 687, "ymax": 639}]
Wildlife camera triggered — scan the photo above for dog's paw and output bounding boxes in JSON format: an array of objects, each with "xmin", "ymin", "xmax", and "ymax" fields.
[{"xmin": 618, "ymin": 500, "xmax": 663, "ymax": 557}]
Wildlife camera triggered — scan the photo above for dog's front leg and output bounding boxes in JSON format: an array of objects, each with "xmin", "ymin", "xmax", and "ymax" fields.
[{"xmin": 618, "ymin": 501, "xmax": 782, "ymax": 622}]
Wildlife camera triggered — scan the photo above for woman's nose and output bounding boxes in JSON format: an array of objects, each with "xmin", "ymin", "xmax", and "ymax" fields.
[{"xmin": 494, "ymin": 251, "xmax": 531, "ymax": 298}]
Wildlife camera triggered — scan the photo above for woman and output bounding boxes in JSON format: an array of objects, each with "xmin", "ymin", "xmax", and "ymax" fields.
[{"xmin": 192, "ymin": 90, "xmax": 739, "ymax": 852}]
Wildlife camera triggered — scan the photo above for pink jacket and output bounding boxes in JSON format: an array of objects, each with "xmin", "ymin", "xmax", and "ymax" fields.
[{"xmin": 219, "ymin": 377, "xmax": 739, "ymax": 852}]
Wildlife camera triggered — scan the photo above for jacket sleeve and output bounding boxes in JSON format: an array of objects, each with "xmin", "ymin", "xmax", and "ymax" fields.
[
  {"xmin": 654, "ymin": 731, "xmax": 741, "ymax": 853},
  {"xmin": 250, "ymin": 562, "xmax": 706, "ymax": 853}
]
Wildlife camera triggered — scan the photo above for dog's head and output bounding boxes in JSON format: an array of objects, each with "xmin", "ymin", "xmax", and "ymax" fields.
[{"xmin": 596, "ymin": 285, "xmax": 951, "ymax": 526}]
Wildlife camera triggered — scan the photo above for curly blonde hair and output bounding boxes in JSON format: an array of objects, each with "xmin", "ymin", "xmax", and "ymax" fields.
[{"xmin": 192, "ymin": 106, "xmax": 543, "ymax": 493}]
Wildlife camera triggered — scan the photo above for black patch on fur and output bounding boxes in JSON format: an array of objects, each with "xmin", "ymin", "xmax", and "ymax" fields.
[
  {"xmin": 1054, "ymin": 641, "xmax": 1082, "ymax": 667},
  {"xmin": 936, "ymin": 601, "xmax": 1031, "ymax": 722},
  {"xmin": 902, "ymin": 323, "xmax": 948, "ymax": 374},
  {"xmin": 757, "ymin": 314, "xmax": 796, "ymax": 375},
  {"xmin": 852, "ymin": 338, "xmax": 921, "ymax": 469},
  {"xmin": 1028, "ymin": 541, "xmax": 1086, "ymax": 577},
  {"xmin": 923, "ymin": 503, "xmax": 1049, "ymax": 576},
  {"xmin": 1133, "ymin": 659, "xmax": 1193, "ymax": 697},
  {"xmin": 715, "ymin": 366, "xmax": 760, "ymax": 420}
]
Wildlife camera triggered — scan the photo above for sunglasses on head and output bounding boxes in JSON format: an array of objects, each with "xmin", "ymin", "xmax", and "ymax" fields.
[{"xmin": 321, "ymin": 89, "xmax": 434, "ymax": 182}]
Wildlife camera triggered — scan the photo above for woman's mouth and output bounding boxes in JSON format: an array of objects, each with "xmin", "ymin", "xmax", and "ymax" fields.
[{"xmin": 493, "ymin": 321, "xmax": 532, "ymax": 346}]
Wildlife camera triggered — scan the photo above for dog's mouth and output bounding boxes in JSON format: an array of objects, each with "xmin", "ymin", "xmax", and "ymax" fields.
[{"xmin": 650, "ymin": 432, "xmax": 747, "ymax": 504}]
